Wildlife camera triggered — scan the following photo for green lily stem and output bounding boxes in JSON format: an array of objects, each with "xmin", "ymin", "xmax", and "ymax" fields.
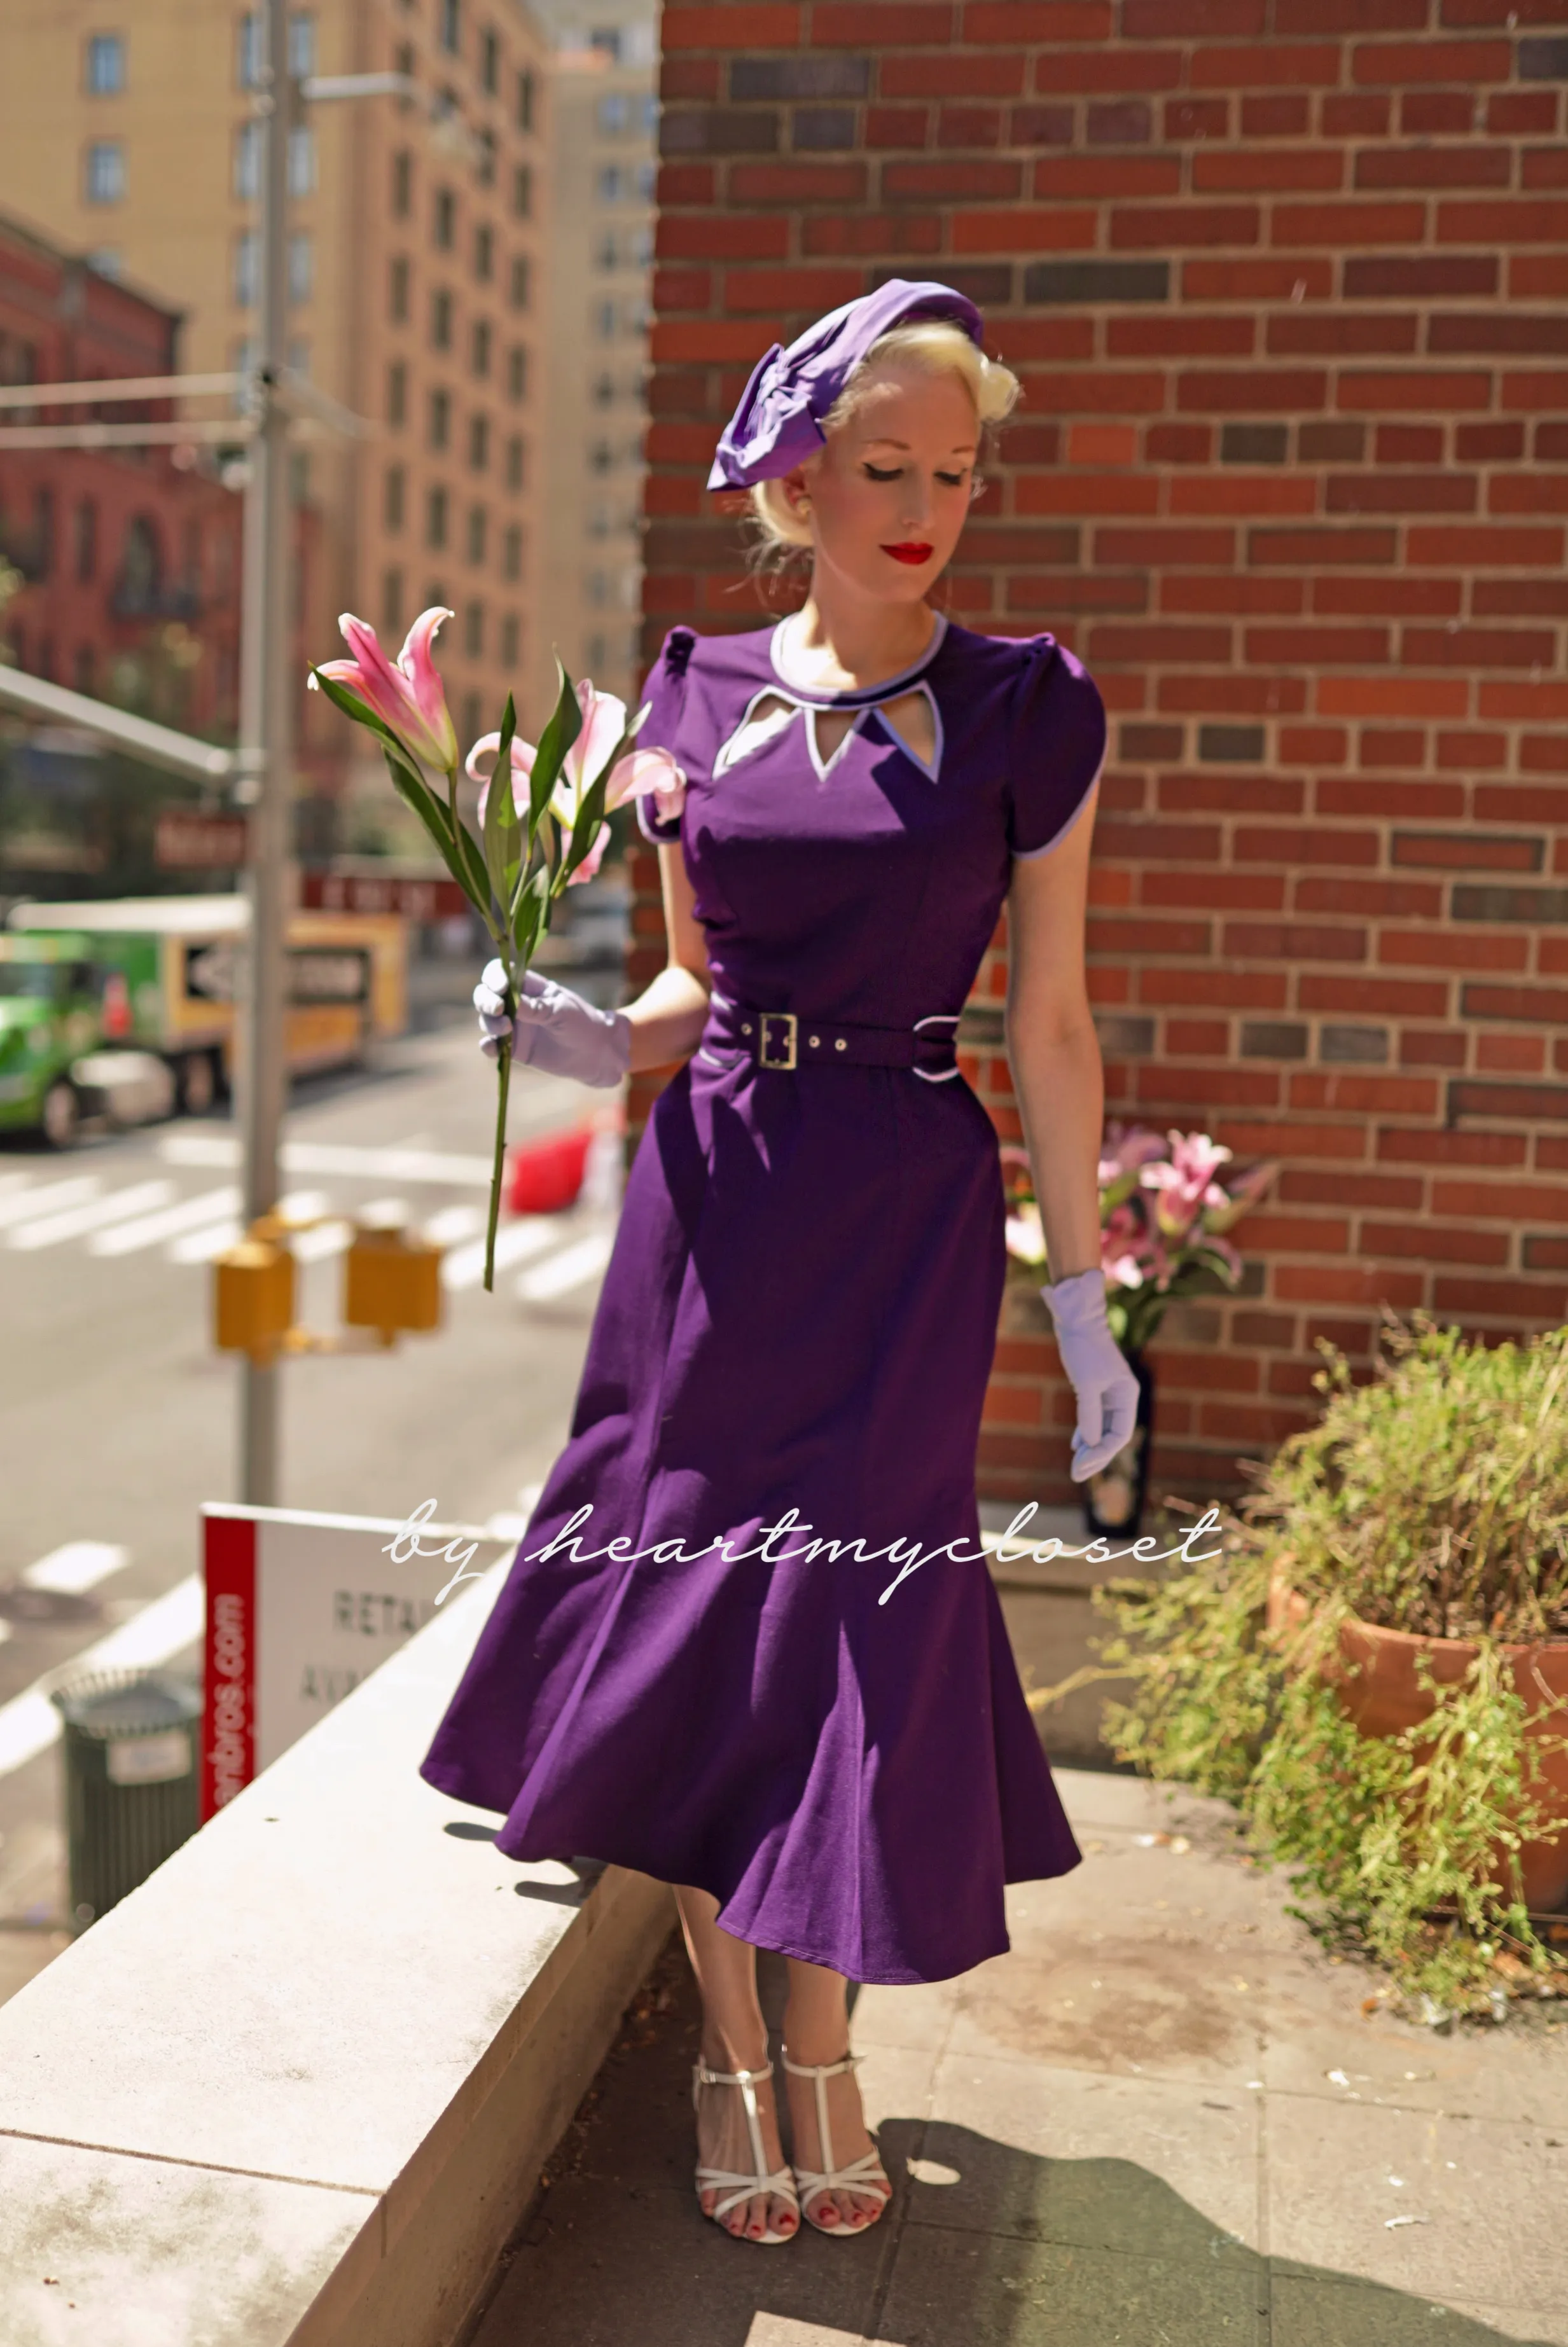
[{"xmin": 485, "ymin": 1028, "xmax": 512, "ymax": 1294}]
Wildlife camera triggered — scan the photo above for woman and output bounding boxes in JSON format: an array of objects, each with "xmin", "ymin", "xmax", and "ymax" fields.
[{"xmin": 420, "ymin": 280, "xmax": 1139, "ymax": 2247}]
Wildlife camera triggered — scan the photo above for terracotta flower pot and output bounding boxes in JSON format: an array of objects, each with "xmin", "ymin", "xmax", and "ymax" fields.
[{"xmin": 1266, "ymin": 1573, "xmax": 1568, "ymax": 1914}]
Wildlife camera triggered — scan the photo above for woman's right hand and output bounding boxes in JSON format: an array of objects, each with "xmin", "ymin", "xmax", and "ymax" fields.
[{"xmin": 474, "ymin": 960, "xmax": 631, "ymax": 1089}]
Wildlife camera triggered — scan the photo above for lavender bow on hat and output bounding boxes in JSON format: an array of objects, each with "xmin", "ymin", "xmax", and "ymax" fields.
[{"xmin": 707, "ymin": 278, "xmax": 985, "ymax": 492}]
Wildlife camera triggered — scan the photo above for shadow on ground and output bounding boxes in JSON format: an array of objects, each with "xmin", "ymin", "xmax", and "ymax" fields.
[{"xmin": 459, "ymin": 1929, "xmax": 1553, "ymax": 2347}]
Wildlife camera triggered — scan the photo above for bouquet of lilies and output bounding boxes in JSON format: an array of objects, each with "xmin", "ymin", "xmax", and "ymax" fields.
[
  {"xmin": 1003, "ymin": 1121, "xmax": 1280, "ymax": 1357},
  {"xmin": 309, "ymin": 608, "xmax": 682, "ymax": 1291}
]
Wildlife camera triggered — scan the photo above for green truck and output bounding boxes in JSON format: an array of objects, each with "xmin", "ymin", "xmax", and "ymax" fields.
[{"xmin": 0, "ymin": 896, "xmax": 409, "ymax": 1147}]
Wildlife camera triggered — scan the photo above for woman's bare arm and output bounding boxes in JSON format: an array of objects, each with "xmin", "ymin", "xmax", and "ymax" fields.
[
  {"xmin": 1003, "ymin": 780, "xmax": 1105, "ymax": 1284},
  {"xmin": 620, "ymin": 838, "xmax": 714, "ymax": 1074}
]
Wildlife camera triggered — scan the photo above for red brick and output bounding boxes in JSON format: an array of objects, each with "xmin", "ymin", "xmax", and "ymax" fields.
[
  {"xmin": 1109, "ymin": 315, "xmax": 1256, "ymax": 356},
  {"xmin": 657, "ymin": 215, "xmax": 790, "ymax": 260},
  {"xmin": 1092, "ymin": 623, "xmax": 1235, "ymax": 662},
  {"xmin": 1354, "ymin": 40, "xmax": 1514, "ymax": 83},
  {"xmin": 1123, "ymin": 0, "xmax": 1264, "ymax": 28},
  {"xmin": 1195, "ymin": 148, "xmax": 1343, "ymax": 193},
  {"xmin": 964, "ymin": 1, "xmax": 1113, "ymax": 35},
  {"xmin": 1354, "ymin": 732, "xmax": 1431, "ymax": 769},
  {"xmin": 1067, "ymin": 422, "xmax": 1140, "ymax": 464},
  {"xmin": 1272, "ymin": 201, "xmax": 1429, "ymax": 246},
  {"xmin": 1322, "ymin": 93, "xmax": 1392, "ymax": 137},
  {"xmin": 1112, "ymin": 204, "xmax": 1261, "ymax": 247},
  {"xmin": 1523, "ymin": 149, "xmax": 1568, "ymax": 191},
  {"xmin": 1240, "ymin": 93, "xmax": 1310, "ymax": 138},
  {"xmin": 885, "ymin": 52, "xmax": 1025, "ymax": 95},
  {"xmin": 730, "ymin": 161, "xmax": 867, "ymax": 202},
  {"xmin": 1375, "ymin": 423, "xmax": 1445, "ymax": 462},
  {"xmin": 1095, "ymin": 525, "xmax": 1237, "ymax": 564},
  {"xmin": 1014, "ymin": 368, "xmax": 1169, "ymax": 412},
  {"xmin": 1512, "ymin": 256, "xmax": 1568, "ymax": 297},
  {"xmin": 1251, "ymin": 525, "xmax": 1398, "ymax": 565},
  {"xmin": 1488, "ymin": 91, "xmax": 1561, "ymax": 135},
  {"xmin": 1523, "ymin": 734, "xmax": 1568, "ymax": 772},
  {"xmin": 1400, "ymin": 90, "xmax": 1477, "ymax": 135},
  {"xmin": 1405, "ymin": 625, "xmax": 1558, "ymax": 666},
  {"xmin": 661, "ymin": 5, "xmax": 802, "ymax": 46},
  {"xmin": 1440, "ymin": 199, "xmax": 1568, "ymax": 243},
  {"xmin": 1146, "ymin": 422, "xmax": 1215, "ymax": 460},
  {"xmin": 1017, "ymin": 472, "xmax": 1163, "ymax": 514},
  {"xmin": 1356, "ymin": 144, "xmax": 1513, "ymax": 190},
  {"xmin": 1268, "ymin": 314, "xmax": 1419, "ymax": 355},
  {"xmin": 1337, "ymin": 370, "xmax": 1493, "ymax": 412},
  {"xmin": 1447, "ymin": 0, "xmax": 1568, "ymax": 18},
  {"xmin": 1177, "ymin": 368, "xmax": 1329, "ymax": 412},
  {"xmin": 1319, "ymin": 676, "xmax": 1472, "ymax": 717},
  {"xmin": 725, "ymin": 266, "xmax": 864, "ymax": 310},
  {"xmin": 803, "ymin": 211, "xmax": 943, "ymax": 254},
  {"xmin": 1455, "ymin": 420, "xmax": 1525, "ymax": 459},
  {"xmin": 866, "ymin": 106, "xmax": 930, "ymax": 148},
  {"xmin": 1034, "ymin": 155, "xmax": 1182, "ymax": 197},
  {"xmin": 1164, "ymin": 572, "xmax": 1305, "ymax": 610},
  {"xmin": 650, "ymin": 319, "xmax": 786, "ymax": 361},
  {"xmin": 1407, "ymin": 523, "xmax": 1565, "ymax": 564},
  {"xmin": 937, "ymin": 105, "xmax": 1005, "ymax": 149},
  {"xmin": 653, "ymin": 265, "xmax": 712, "ymax": 310},
  {"xmin": 1190, "ymin": 44, "xmax": 1343, "ymax": 88},
  {"xmin": 1165, "ymin": 97, "xmax": 1231, "ymax": 139},
  {"xmin": 1314, "ymin": 576, "xmax": 1463, "ymax": 616},
  {"xmin": 1327, "ymin": 471, "xmax": 1477, "ymax": 513},
  {"xmin": 1501, "ymin": 370, "xmax": 1568, "ymax": 411},
  {"xmin": 1183, "ymin": 258, "xmax": 1334, "ymax": 300},
  {"xmin": 883, "ymin": 158, "xmax": 1022, "ymax": 198},
  {"xmin": 1491, "ymin": 474, "xmax": 1568, "ymax": 513},
  {"xmin": 657, "ymin": 163, "xmax": 716, "ymax": 204},
  {"xmin": 1158, "ymin": 674, "xmax": 1310, "ymax": 712},
  {"xmin": 1032, "ymin": 48, "xmax": 1184, "ymax": 92},
  {"xmin": 1478, "ymin": 680, "xmax": 1568, "ymax": 720},
  {"xmin": 660, "ymin": 57, "xmax": 722, "ymax": 100},
  {"xmin": 811, "ymin": 3, "xmax": 954, "ymax": 41},
  {"xmin": 1247, "ymin": 625, "xmax": 1391, "ymax": 663},
  {"xmin": 1279, "ymin": 725, "xmax": 1349, "ymax": 764}
]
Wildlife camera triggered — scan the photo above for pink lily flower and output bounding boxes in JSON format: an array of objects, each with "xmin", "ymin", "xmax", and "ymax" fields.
[
  {"xmin": 468, "ymin": 682, "xmax": 686, "ymax": 885},
  {"xmin": 1141, "ymin": 1130, "xmax": 1234, "ymax": 1241},
  {"xmin": 1203, "ymin": 1156, "xmax": 1280, "ymax": 1235},
  {"xmin": 309, "ymin": 607, "xmax": 459, "ymax": 774}
]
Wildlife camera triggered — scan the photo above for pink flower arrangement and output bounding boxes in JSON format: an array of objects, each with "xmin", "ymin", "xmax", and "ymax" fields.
[
  {"xmin": 1004, "ymin": 1120, "xmax": 1280, "ymax": 1355},
  {"xmin": 468, "ymin": 679, "xmax": 686, "ymax": 888}
]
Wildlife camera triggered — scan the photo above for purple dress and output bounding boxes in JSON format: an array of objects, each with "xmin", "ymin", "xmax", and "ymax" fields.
[{"xmin": 419, "ymin": 611, "xmax": 1107, "ymax": 1985}]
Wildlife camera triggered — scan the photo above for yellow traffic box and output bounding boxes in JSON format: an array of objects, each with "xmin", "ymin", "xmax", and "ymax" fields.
[
  {"xmin": 213, "ymin": 1236, "xmax": 296, "ymax": 1363},
  {"xmin": 343, "ymin": 1224, "xmax": 444, "ymax": 1344}
]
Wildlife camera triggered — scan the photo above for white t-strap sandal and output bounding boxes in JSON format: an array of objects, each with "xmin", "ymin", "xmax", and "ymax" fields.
[
  {"xmin": 691, "ymin": 2056, "xmax": 800, "ymax": 2244},
  {"xmin": 781, "ymin": 2047, "xmax": 893, "ymax": 2234}
]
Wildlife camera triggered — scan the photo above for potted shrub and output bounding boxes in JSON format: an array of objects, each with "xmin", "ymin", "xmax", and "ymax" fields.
[
  {"xmin": 1058, "ymin": 1310, "xmax": 1568, "ymax": 2018},
  {"xmin": 1003, "ymin": 1121, "xmax": 1278, "ymax": 1539}
]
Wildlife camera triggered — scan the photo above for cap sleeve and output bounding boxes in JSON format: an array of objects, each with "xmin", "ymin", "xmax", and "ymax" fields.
[
  {"xmin": 633, "ymin": 625, "xmax": 695, "ymax": 845},
  {"xmin": 1006, "ymin": 637, "xmax": 1107, "ymax": 861}
]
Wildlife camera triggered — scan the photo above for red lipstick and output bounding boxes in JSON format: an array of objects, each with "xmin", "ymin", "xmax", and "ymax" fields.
[{"xmin": 882, "ymin": 542, "xmax": 934, "ymax": 565}]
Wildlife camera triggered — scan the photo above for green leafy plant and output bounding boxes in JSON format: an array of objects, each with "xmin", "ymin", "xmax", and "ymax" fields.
[{"xmin": 1044, "ymin": 1310, "xmax": 1568, "ymax": 2017}]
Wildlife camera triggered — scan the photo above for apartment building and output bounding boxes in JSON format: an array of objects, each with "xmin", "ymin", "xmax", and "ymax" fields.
[
  {"xmin": 0, "ymin": 1, "xmax": 547, "ymax": 830},
  {"xmin": 529, "ymin": 0, "xmax": 655, "ymax": 717}
]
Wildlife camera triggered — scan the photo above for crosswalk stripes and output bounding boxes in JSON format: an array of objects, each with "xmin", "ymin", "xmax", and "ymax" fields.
[{"xmin": 0, "ymin": 1150, "xmax": 618, "ymax": 1299}]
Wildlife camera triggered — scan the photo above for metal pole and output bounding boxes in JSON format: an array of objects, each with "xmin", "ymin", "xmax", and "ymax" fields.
[{"xmin": 235, "ymin": 0, "xmax": 293, "ymax": 1504}]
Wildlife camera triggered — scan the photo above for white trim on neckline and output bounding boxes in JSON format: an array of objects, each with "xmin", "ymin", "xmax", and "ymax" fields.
[{"xmin": 769, "ymin": 609, "xmax": 950, "ymax": 706}]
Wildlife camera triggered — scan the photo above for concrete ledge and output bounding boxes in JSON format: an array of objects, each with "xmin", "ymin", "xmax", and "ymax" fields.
[{"xmin": 0, "ymin": 1559, "xmax": 676, "ymax": 2347}]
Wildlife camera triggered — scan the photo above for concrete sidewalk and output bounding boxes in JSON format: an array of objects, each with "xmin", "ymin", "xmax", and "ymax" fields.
[{"xmin": 461, "ymin": 1767, "xmax": 1567, "ymax": 2347}]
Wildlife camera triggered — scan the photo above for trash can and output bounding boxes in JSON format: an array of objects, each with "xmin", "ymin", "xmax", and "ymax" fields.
[{"xmin": 50, "ymin": 1668, "xmax": 202, "ymax": 1931}]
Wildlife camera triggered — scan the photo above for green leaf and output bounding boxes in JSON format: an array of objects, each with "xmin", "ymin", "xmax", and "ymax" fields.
[
  {"xmin": 511, "ymin": 861, "xmax": 550, "ymax": 961},
  {"xmin": 525, "ymin": 660, "xmax": 581, "ymax": 841},
  {"xmin": 381, "ymin": 751, "xmax": 474, "ymax": 899},
  {"xmin": 481, "ymin": 693, "xmax": 524, "ymax": 924},
  {"xmin": 556, "ymin": 761, "xmax": 609, "ymax": 892}
]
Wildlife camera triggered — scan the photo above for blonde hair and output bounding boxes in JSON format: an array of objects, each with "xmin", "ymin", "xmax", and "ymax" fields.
[{"xmin": 747, "ymin": 318, "xmax": 1020, "ymax": 555}]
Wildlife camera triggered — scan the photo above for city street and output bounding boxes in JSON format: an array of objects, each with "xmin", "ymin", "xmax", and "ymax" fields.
[{"xmin": 0, "ymin": 1016, "xmax": 617, "ymax": 1985}]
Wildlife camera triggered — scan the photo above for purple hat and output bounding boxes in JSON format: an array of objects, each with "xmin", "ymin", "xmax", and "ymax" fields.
[{"xmin": 706, "ymin": 278, "xmax": 985, "ymax": 492}]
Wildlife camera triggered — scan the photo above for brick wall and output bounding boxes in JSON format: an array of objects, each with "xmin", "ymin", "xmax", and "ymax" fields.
[{"xmin": 628, "ymin": 0, "xmax": 1568, "ymax": 1510}]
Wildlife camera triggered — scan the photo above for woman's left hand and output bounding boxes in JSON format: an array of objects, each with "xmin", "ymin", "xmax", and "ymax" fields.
[{"xmin": 1038, "ymin": 1266, "xmax": 1141, "ymax": 1481}]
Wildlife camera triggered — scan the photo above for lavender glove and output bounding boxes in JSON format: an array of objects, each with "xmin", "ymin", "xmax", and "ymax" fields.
[
  {"xmin": 1039, "ymin": 1265, "xmax": 1141, "ymax": 1483},
  {"xmin": 474, "ymin": 960, "xmax": 631, "ymax": 1090}
]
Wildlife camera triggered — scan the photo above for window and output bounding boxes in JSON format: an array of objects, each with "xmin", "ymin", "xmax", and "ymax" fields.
[
  {"xmin": 597, "ymin": 165, "xmax": 623, "ymax": 203},
  {"xmin": 383, "ymin": 565, "xmax": 404, "ymax": 633},
  {"xmin": 505, "ymin": 345, "xmax": 526, "ymax": 400},
  {"xmin": 387, "ymin": 359, "xmax": 407, "ymax": 425},
  {"xmin": 473, "ymin": 223, "xmax": 493, "ymax": 281},
  {"xmin": 288, "ymin": 230, "xmax": 312, "ymax": 303},
  {"xmin": 504, "ymin": 433, "xmax": 524, "ymax": 489},
  {"xmin": 635, "ymin": 160, "xmax": 656, "ymax": 201},
  {"xmin": 394, "ymin": 39, "xmax": 414, "ymax": 106},
  {"xmin": 464, "ymin": 602, "xmax": 484, "ymax": 658},
  {"xmin": 30, "ymin": 490, "xmax": 54, "ymax": 581},
  {"xmin": 384, "ymin": 466, "xmax": 406, "ymax": 530},
  {"xmin": 86, "ymin": 247, "xmax": 123, "ymax": 279},
  {"xmin": 588, "ymin": 632, "xmax": 607, "ymax": 675},
  {"xmin": 475, "ymin": 126, "xmax": 495, "ymax": 188},
  {"xmin": 392, "ymin": 149, "xmax": 412, "ymax": 216},
  {"xmin": 74, "ymin": 644, "xmax": 97, "ymax": 694},
  {"xmin": 85, "ymin": 141, "xmax": 125, "ymax": 204},
  {"xmin": 234, "ymin": 230, "xmax": 258, "ymax": 307},
  {"xmin": 502, "ymin": 523, "xmax": 522, "ymax": 581},
  {"xmin": 238, "ymin": 11, "xmax": 314, "ymax": 86},
  {"xmin": 288, "ymin": 12, "xmax": 316, "ymax": 74},
  {"xmin": 438, "ymin": 0, "xmax": 459, "ymax": 55},
  {"xmin": 389, "ymin": 255, "xmax": 410, "ymax": 322},
  {"xmin": 466, "ymin": 505, "xmax": 487, "ymax": 564},
  {"xmin": 595, "ymin": 300, "xmax": 616, "ymax": 341},
  {"xmin": 75, "ymin": 499, "xmax": 98, "ymax": 583},
  {"xmin": 501, "ymin": 612, "xmax": 520, "ymax": 667},
  {"xmin": 461, "ymin": 689, "xmax": 482, "ymax": 749},
  {"xmin": 468, "ymin": 412, "xmax": 489, "ymax": 469},
  {"xmin": 434, "ymin": 186, "xmax": 455, "ymax": 249},
  {"xmin": 593, "ymin": 372, "xmax": 614, "ymax": 406},
  {"xmin": 590, "ymin": 27, "xmax": 621, "ymax": 61},
  {"xmin": 85, "ymin": 33, "xmax": 125, "ymax": 94},
  {"xmin": 588, "ymin": 570, "xmax": 608, "ymax": 609},
  {"xmin": 288, "ymin": 123, "xmax": 315, "ymax": 197},
  {"xmin": 426, "ymin": 484, "xmax": 448, "ymax": 548},
  {"xmin": 590, "ymin": 440, "xmax": 613, "ymax": 474},
  {"xmin": 511, "ymin": 163, "xmax": 531, "ymax": 219},
  {"xmin": 508, "ymin": 254, "xmax": 529, "ymax": 310},
  {"xmin": 431, "ymin": 287, "xmax": 452, "ymax": 349},
  {"xmin": 288, "ymin": 335, "xmax": 310, "ymax": 376},
  {"xmin": 597, "ymin": 93, "xmax": 629, "ymax": 134},
  {"xmin": 480, "ymin": 25, "xmax": 497, "ymax": 92},
  {"xmin": 641, "ymin": 93, "xmax": 659, "ymax": 135},
  {"xmin": 471, "ymin": 319, "xmax": 491, "ymax": 375},
  {"xmin": 429, "ymin": 387, "xmax": 450, "ymax": 448},
  {"xmin": 234, "ymin": 120, "xmax": 258, "ymax": 200},
  {"xmin": 594, "ymin": 232, "xmax": 617, "ymax": 271},
  {"xmin": 515, "ymin": 67, "xmax": 534, "ymax": 132},
  {"xmin": 630, "ymin": 224, "xmax": 653, "ymax": 267}
]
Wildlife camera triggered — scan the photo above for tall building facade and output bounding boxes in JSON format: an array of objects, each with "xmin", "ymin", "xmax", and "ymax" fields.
[
  {"xmin": 529, "ymin": 0, "xmax": 656, "ymax": 717},
  {"xmin": 0, "ymin": 0, "xmax": 547, "ymax": 837}
]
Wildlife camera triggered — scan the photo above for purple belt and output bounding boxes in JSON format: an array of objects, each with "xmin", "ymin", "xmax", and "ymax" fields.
[{"xmin": 702, "ymin": 992, "xmax": 962, "ymax": 1076}]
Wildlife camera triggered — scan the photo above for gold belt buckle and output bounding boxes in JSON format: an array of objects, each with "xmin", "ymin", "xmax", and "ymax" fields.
[{"xmin": 757, "ymin": 1010, "xmax": 797, "ymax": 1070}]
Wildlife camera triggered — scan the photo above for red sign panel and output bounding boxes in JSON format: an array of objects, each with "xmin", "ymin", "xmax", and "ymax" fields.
[
  {"xmin": 155, "ymin": 810, "xmax": 250, "ymax": 870},
  {"xmin": 300, "ymin": 871, "xmax": 469, "ymax": 920}
]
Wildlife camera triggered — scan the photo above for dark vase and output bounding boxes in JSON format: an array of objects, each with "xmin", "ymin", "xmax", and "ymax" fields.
[{"xmin": 1081, "ymin": 1350, "xmax": 1156, "ymax": 1544}]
